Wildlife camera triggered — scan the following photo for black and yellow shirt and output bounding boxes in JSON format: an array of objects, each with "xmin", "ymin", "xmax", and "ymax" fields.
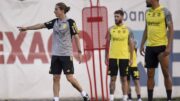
[
  {"xmin": 109, "ymin": 24, "xmax": 132, "ymax": 59},
  {"xmin": 44, "ymin": 18, "xmax": 79, "ymax": 56},
  {"xmin": 146, "ymin": 6, "xmax": 172, "ymax": 46}
]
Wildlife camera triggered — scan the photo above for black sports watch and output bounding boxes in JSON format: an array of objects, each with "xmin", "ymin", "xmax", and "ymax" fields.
[{"xmin": 78, "ymin": 50, "xmax": 82, "ymax": 54}]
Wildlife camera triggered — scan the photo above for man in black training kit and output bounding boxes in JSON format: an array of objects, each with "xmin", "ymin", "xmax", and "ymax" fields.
[
  {"xmin": 18, "ymin": 2, "xmax": 90, "ymax": 101},
  {"xmin": 140, "ymin": 0, "xmax": 174, "ymax": 101}
]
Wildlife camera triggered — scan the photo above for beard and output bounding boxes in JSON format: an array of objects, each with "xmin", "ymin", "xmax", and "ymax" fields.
[
  {"xmin": 146, "ymin": 2, "xmax": 152, "ymax": 7},
  {"xmin": 115, "ymin": 20, "xmax": 122, "ymax": 25}
]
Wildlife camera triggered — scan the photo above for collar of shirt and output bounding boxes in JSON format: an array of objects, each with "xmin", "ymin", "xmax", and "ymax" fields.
[{"xmin": 58, "ymin": 17, "xmax": 68, "ymax": 23}]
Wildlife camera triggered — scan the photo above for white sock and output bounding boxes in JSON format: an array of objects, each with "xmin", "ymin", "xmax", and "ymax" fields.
[
  {"xmin": 123, "ymin": 95, "xmax": 128, "ymax": 100},
  {"xmin": 81, "ymin": 90, "xmax": 87, "ymax": 97},
  {"xmin": 110, "ymin": 94, "xmax": 114, "ymax": 101},
  {"xmin": 54, "ymin": 97, "xmax": 59, "ymax": 101},
  {"xmin": 138, "ymin": 98, "xmax": 142, "ymax": 101}
]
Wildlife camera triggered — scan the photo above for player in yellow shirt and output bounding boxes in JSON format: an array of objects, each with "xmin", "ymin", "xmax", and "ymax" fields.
[
  {"xmin": 127, "ymin": 40, "xmax": 142, "ymax": 101},
  {"xmin": 106, "ymin": 9, "xmax": 134, "ymax": 101},
  {"xmin": 140, "ymin": 0, "xmax": 174, "ymax": 101}
]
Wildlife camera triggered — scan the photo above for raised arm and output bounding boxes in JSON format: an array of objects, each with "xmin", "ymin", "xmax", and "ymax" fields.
[
  {"xmin": 17, "ymin": 24, "xmax": 46, "ymax": 31},
  {"xmin": 17, "ymin": 18, "xmax": 57, "ymax": 31}
]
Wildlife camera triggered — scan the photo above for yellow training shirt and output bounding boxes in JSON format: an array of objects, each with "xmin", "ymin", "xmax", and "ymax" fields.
[
  {"xmin": 146, "ymin": 6, "xmax": 171, "ymax": 46},
  {"xmin": 109, "ymin": 24, "xmax": 130, "ymax": 59}
]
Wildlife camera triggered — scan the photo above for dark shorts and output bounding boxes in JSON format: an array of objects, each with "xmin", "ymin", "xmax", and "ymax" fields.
[
  {"xmin": 49, "ymin": 56, "xmax": 74, "ymax": 75},
  {"xmin": 127, "ymin": 67, "xmax": 140, "ymax": 80},
  {"xmin": 108, "ymin": 59, "xmax": 129, "ymax": 77},
  {"xmin": 145, "ymin": 45, "xmax": 166, "ymax": 68}
]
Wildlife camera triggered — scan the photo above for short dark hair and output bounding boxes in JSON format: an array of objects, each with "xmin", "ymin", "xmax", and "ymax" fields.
[
  {"xmin": 56, "ymin": 2, "xmax": 70, "ymax": 14},
  {"xmin": 114, "ymin": 9, "xmax": 124, "ymax": 16}
]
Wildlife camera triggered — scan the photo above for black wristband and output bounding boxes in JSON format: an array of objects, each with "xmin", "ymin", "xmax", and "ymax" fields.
[{"xmin": 78, "ymin": 50, "xmax": 82, "ymax": 53}]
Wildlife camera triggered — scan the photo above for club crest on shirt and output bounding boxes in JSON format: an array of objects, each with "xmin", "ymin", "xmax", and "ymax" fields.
[
  {"xmin": 57, "ymin": 22, "xmax": 69, "ymax": 34},
  {"xmin": 59, "ymin": 23, "xmax": 67, "ymax": 30}
]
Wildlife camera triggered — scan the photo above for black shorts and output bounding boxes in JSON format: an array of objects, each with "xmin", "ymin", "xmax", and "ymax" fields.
[
  {"xmin": 49, "ymin": 56, "xmax": 74, "ymax": 75},
  {"xmin": 108, "ymin": 59, "xmax": 129, "ymax": 77},
  {"xmin": 145, "ymin": 46, "xmax": 166, "ymax": 68},
  {"xmin": 127, "ymin": 67, "xmax": 140, "ymax": 80}
]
